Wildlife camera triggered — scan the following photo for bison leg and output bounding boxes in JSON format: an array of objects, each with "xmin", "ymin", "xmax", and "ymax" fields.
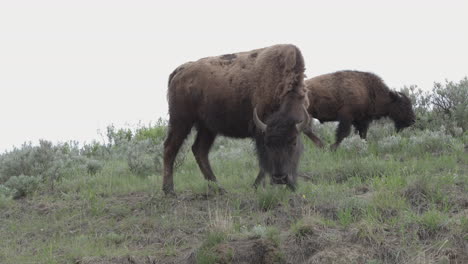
[
  {"xmin": 192, "ymin": 125, "xmax": 225, "ymax": 193},
  {"xmin": 352, "ymin": 122, "xmax": 360, "ymax": 135},
  {"xmin": 163, "ymin": 121, "xmax": 193, "ymax": 195},
  {"xmin": 303, "ymin": 125, "xmax": 324, "ymax": 148},
  {"xmin": 331, "ymin": 114, "xmax": 352, "ymax": 150},
  {"xmin": 354, "ymin": 120, "xmax": 370, "ymax": 139},
  {"xmin": 253, "ymin": 169, "xmax": 266, "ymax": 189}
]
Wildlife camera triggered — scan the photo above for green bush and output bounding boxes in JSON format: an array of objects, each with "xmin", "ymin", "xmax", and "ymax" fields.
[
  {"xmin": 127, "ymin": 139, "xmax": 162, "ymax": 177},
  {"xmin": 86, "ymin": 159, "xmax": 103, "ymax": 175},
  {"xmin": 340, "ymin": 135, "xmax": 368, "ymax": 155},
  {"xmin": 311, "ymin": 122, "xmax": 337, "ymax": 145},
  {"xmin": 81, "ymin": 141, "xmax": 109, "ymax": 159},
  {"xmin": 403, "ymin": 78, "xmax": 468, "ymax": 133},
  {"xmin": 401, "ymin": 85, "xmax": 432, "ymax": 131},
  {"xmin": 431, "ymin": 78, "xmax": 468, "ymax": 131},
  {"xmin": 367, "ymin": 121, "xmax": 396, "ymax": 142},
  {"xmin": 0, "ymin": 122, "xmax": 188, "ymax": 185},
  {"xmin": 408, "ymin": 128, "xmax": 463, "ymax": 155},
  {"xmin": 105, "ymin": 125, "xmax": 133, "ymax": 147},
  {"xmin": 0, "ymin": 140, "xmax": 81, "ymax": 184},
  {"xmin": 133, "ymin": 119, "xmax": 167, "ymax": 144},
  {"xmin": 0, "ymin": 185, "xmax": 13, "ymax": 198},
  {"xmin": 4, "ymin": 175, "xmax": 41, "ymax": 199},
  {"xmin": 101, "ymin": 122, "xmax": 188, "ymax": 176},
  {"xmin": 377, "ymin": 135, "xmax": 404, "ymax": 153},
  {"xmin": 212, "ymin": 138, "xmax": 253, "ymax": 161}
]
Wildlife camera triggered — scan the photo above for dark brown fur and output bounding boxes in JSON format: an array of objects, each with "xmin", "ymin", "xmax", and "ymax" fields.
[
  {"xmin": 163, "ymin": 44, "xmax": 309, "ymax": 195},
  {"xmin": 302, "ymin": 71, "xmax": 416, "ymax": 149}
]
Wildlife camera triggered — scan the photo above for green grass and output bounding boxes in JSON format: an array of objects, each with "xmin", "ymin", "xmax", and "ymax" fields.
[
  {"xmin": 196, "ymin": 231, "xmax": 228, "ymax": 264},
  {"xmin": 0, "ymin": 127, "xmax": 467, "ymax": 263}
]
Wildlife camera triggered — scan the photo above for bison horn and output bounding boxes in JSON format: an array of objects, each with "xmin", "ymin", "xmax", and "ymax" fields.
[
  {"xmin": 253, "ymin": 108, "xmax": 267, "ymax": 132},
  {"xmin": 296, "ymin": 105, "xmax": 311, "ymax": 132}
]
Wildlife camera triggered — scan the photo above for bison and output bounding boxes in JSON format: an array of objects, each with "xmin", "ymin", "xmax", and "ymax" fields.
[
  {"xmin": 163, "ymin": 44, "xmax": 310, "ymax": 195},
  {"xmin": 301, "ymin": 70, "xmax": 416, "ymax": 149}
]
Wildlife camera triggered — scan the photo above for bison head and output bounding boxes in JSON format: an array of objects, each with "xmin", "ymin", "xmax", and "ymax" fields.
[
  {"xmin": 253, "ymin": 106, "xmax": 310, "ymax": 190},
  {"xmin": 388, "ymin": 91, "xmax": 416, "ymax": 132}
]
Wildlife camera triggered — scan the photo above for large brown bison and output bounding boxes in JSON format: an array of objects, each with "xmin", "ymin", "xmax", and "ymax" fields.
[
  {"xmin": 163, "ymin": 44, "xmax": 310, "ymax": 195},
  {"xmin": 302, "ymin": 70, "xmax": 416, "ymax": 149}
]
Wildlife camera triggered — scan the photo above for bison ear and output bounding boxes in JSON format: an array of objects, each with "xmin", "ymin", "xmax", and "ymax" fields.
[{"xmin": 389, "ymin": 91, "xmax": 399, "ymax": 102}]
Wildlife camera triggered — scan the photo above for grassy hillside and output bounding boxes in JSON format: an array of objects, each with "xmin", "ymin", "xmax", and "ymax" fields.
[
  {"xmin": 1, "ymin": 78, "xmax": 467, "ymax": 263},
  {"xmin": 0, "ymin": 121, "xmax": 467, "ymax": 264}
]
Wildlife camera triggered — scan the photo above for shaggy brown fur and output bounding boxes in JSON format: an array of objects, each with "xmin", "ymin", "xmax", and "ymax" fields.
[
  {"xmin": 302, "ymin": 71, "xmax": 416, "ymax": 149},
  {"xmin": 163, "ymin": 44, "xmax": 309, "ymax": 195}
]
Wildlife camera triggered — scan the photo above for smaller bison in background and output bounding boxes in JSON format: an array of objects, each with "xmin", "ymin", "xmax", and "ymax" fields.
[{"xmin": 302, "ymin": 71, "xmax": 416, "ymax": 149}]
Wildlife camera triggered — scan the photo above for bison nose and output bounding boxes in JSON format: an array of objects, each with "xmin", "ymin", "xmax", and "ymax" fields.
[{"xmin": 272, "ymin": 174, "xmax": 288, "ymax": 184}]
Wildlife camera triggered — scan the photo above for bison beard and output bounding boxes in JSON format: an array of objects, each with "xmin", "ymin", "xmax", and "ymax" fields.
[
  {"xmin": 163, "ymin": 44, "xmax": 310, "ymax": 195},
  {"xmin": 301, "ymin": 70, "xmax": 416, "ymax": 149}
]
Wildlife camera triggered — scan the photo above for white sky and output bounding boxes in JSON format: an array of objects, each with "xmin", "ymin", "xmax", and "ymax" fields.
[{"xmin": 0, "ymin": 0, "xmax": 467, "ymax": 152}]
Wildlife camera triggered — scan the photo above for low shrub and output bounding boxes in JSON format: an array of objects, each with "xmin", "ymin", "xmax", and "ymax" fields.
[
  {"xmin": 0, "ymin": 140, "xmax": 82, "ymax": 184},
  {"xmin": 0, "ymin": 185, "xmax": 13, "ymax": 198},
  {"xmin": 127, "ymin": 139, "xmax": 162, "ymax": 177},
  {"xmin": 408, "ymin": 128, "xmax": 463, "ymax": 155},
  {"xmin": 367, "ymin": 121, "xmax": 396, "ymax": 142},
  {"xmin": 403, "ymin": 77, "xmax": 468, "ymax": 132},
  {"xmin": 340, "ymin": 135, "xmax": 368, "ymax": 155},
  {"xmin": 86, "ymin": 159, "xmax": 103, "ymax": 175},
  {"xmin": 4, "ymin": 175, "xmax": 42, "ymax": 199},
  {"xmin": 311, "ymin": 122, "xmax": 337, "ymax": 145},
  {"xmin": 377, "ymin": 135, "xmax": 404, "ymax": 153},
  {"xmin": 133, "ymin": 119, "xmax": 167, "ymax": 144},
  {"xmin": 81, "ymin": 141, "xmax": 109, "ymax": 159}
]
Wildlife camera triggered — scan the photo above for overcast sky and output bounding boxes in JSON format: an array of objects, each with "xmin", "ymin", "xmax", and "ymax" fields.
[{"xmin": 0, "ymin": 0, "xmax": 467, "ymax": 152}]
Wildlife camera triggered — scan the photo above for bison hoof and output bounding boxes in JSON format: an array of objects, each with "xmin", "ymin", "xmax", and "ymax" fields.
[
  {"xmin": 164, "ymin": 191, "xmax": 177, "ymax": 198},
  {"xmin": 163, "ymin": 185, "xmax": 177, "ymax": 197},
  {"xmin": 252, "ymin": 181, "xmax": 264, "ymax": 190},
  {"xmin": 252, "ymin": 183, "xmax": 261, "ymax": 191}
]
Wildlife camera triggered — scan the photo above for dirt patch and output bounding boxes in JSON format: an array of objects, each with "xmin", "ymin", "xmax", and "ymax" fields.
[
  {"xmin": 80, "ymin": 254, "xmax": 193, "ymax": 264},
  {"xmin": 188, "ymin": 238, "xmax": 281, "ymax": 264},
  {"xmin": 305, "ymin": 244, "xmax": 373, "ymax": 264},
  {"xmin": 79, "ymin": 255, "xmax": 158, "ymax": 264},
  {"xmin": 283, "ymin": 231, "xmax": 374, "ymax": 264},
  {"xmin": 353, "ymin": 185, "xmax": 370, "ymax": 195},
  {"xmin": 282, "ymin": 220, "xmax": 386, "ymax": 264}
]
